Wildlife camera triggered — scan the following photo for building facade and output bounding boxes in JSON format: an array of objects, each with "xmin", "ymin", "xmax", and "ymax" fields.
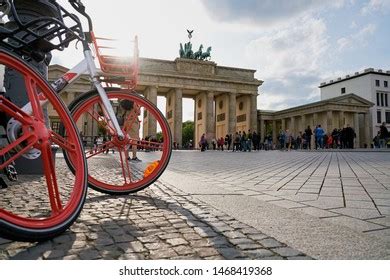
[
  {"xmin": 320, "ymin": 68, "xmax": 390, "ymax": 139},
  {"xmin": 258, "ymin": 94, "xmax": 373, "ymax": 148}
]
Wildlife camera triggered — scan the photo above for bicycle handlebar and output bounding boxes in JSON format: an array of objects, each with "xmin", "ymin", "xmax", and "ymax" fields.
[{"xmin": 68, "ymin": 0, "xmax": 93, "ymax": 34}]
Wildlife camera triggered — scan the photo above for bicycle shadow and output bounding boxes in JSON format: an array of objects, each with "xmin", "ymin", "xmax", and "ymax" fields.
[{"xmin": 2, "ymin": 191, "xmax": 245, "ymax": 260}]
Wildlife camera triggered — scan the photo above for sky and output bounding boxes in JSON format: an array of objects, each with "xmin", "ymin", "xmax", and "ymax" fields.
[{"xmin": 54, "ymin": 0, "xmax": 390, "ymax": 121}]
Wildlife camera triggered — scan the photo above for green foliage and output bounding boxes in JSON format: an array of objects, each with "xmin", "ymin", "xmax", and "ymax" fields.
[
  {"xmin": 182, "ymin": 121, "xmax": 194, "ymax": 147},
  {"xmin": 156, "ymin": 131, "xmax": 163, "ymax": 141}
]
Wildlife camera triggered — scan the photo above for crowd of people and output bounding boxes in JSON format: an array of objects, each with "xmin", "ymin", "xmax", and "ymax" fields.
[
  {"xmin": 277, "ymin": 124, "xmax": 357, "ymax": 151},
  {"xmin": 199, "ymin": 130, "xmax": 268, "ymax": 152},
  {"xmin": 197, "ymin": 122, "xmax": 390, "ymax": 152}
]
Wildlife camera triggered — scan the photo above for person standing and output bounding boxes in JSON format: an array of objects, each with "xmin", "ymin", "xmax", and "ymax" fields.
[
  {"xmin": 200, "ymin": 133, "xmax": 206, "ymax": 152},
  {"xmin": 285, "ymin": 129, "xmax": 292, "ymax": 151},
  {"xmin": 379, "ymin": 122, "xmax": 389, "ymax": 148},
  {"xmin": 315, "ymin": 125, "xmax": 325, "ymax": 149},
  {"xmin": 345, "ymin": 124, "xmax": 355, "ymax": 149},
  {"xmin": 305, "ymin": 126, "xmax": 313, "ymax": 150},
  {"xmin": 224, "ymin": 134, "xmax": 229, "ymax": 150},
  {"xmin": 247, "ymin": 129, "xmax": 252, "ymax": 152},
  {"xmin": 233, "ymin": 132, "xmax": 240, "ymax": 152},
  {"xmin": 122, "ymin": 101, "xmax": 142, "ymax": 161},
  {"xmin": 241, "ymin": 131, "xmax": 247, "ymax": 152}
]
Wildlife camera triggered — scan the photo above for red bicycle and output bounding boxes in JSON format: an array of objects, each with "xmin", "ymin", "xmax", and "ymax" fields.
[{"xmin": 0, "ymin": 0, "xmax": 172, "ymax": 241}]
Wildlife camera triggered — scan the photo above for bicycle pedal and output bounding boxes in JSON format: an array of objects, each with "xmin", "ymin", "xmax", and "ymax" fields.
[{"xmin": 6, "ymin": 165, "xmax": 17, "ymax": 181}]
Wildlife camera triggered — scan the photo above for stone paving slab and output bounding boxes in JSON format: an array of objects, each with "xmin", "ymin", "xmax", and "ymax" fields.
[{"xmin": 161, "ymin": 150, "xmax": 390, "ymax": 259}]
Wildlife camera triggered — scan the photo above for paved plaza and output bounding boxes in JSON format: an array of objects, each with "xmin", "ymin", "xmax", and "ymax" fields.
[{"xmin": 1, "ymin": 150, "xmax": 389, "ymax": 259}]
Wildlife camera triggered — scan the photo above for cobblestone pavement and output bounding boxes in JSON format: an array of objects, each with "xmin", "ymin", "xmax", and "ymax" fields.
[
  {"xmin": 1, "ymin": 150, "xmax": 389, "ymax": 259},
  {"xmin": 0, "ymin": 153, "xmax": 310, "ymax": 260}
]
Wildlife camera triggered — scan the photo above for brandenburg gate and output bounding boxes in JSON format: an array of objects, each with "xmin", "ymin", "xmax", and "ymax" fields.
[{"xmin": 137, "ymin": 57, "xmax": 262, "ymax": 146}]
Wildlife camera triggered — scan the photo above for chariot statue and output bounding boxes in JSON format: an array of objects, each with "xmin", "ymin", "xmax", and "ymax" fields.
[{"xmin": 179, "ymin": 30, "xmax": 212, "ymax": 61}]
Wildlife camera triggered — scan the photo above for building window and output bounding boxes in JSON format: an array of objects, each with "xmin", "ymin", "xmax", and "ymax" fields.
[
  {"xmin": 386, "ymin": 112, "xmax": 390, "ymax": 124},
  {"xmin": 381, "ymin": 93, "xmax": 384, "ymax": 106},
  {"xmin": 386, "ymin": 94, "xmax": 389, "ymax": 107},
  {"xmin": 375, "ymin": 80, "xmax": 380, "ymax": 87},
  {"xmin": 51, "ymin": 121, "xmax": 60, "ymax": 133},
  {"xmin": 341, "ymin": 87, "xmax": 346, "ymax": 94},
  {"xmin": 385, "ymin": 81, "xmax": 388, "ymax": 88},
  {"xmin": 377, "ymin": 111, "xmax": 382, "ymax": 124},
  {"xmin": 377, "ymin": 92, "xmax": 380, "ymax": 106}
]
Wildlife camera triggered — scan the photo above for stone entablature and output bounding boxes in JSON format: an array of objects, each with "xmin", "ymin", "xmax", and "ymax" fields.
[
  {"xmin": 258, "ymin": 94, "xmax": 373, "ymax": 120},
  {"xmin": 138, "ymin": 58, "xmax": 262, "ymax": 95}
]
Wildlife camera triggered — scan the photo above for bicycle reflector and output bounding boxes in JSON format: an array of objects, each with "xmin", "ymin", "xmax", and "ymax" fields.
[{"xmin": 144, "ymin": 161, "xmax": 159, "ymax": 178}]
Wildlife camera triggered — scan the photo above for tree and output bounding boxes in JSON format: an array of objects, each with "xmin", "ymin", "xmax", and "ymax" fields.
[{"xmin": 182, "ymin": 121, "xmax": 194, "ymax": 149}]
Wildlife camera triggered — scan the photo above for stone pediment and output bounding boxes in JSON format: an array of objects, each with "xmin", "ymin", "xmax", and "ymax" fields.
[{"xmin": 326, "ymin": 94, "xmax": 374, "ymax": 106}]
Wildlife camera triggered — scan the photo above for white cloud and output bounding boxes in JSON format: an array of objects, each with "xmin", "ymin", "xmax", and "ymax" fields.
[
  {"xmin": 245, "ymin": 16, "xmax": 328, "ymax": 79},
  {"xmin": 361, "ymin": 0, "xmax": 390, "ymax": 15},
  {"xmin": 201, "ymin": 0, "xmax": 350, "ymax": 25},
  {"xmin": 244, "ymin": 16, "xmax": 330, "ymax": 110},
  {"xmin": 337, "ymin": 23, "xmax": 376, "ymax": 51},
  {"xmin": 350, "ymin": 20, "xmax": 358, "ymax": 29}
]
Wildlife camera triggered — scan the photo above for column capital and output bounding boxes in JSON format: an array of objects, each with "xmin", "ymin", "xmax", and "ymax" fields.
[{"xmin": 207, "ymin": 91, "xmax": 214, "ymax": 98}]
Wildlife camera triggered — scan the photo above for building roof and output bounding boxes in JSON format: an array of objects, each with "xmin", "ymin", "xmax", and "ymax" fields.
[
  {"xmin": 258, "ymin": 93, "xmax": 374, "ymax": 118},
  {"xmin": 319, "ymin": 68, "xmax": 390, "ymax": 88}
]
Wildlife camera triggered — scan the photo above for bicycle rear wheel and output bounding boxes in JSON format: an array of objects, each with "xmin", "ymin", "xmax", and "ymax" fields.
[
  {"xmin": 0, "ymin": 50, "xmax": 87, "ymax": 241},
  {"xmin": 64, "ymin": 89, "xmax": 172, "ymax": 195}
]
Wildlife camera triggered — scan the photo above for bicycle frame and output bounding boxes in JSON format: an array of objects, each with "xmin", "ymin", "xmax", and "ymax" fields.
[{"xmin": 13, "ymin": 49, "xmax": 125, "ymax": 140}]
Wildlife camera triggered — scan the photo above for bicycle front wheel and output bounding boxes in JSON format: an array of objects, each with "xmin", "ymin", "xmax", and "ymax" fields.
[
  {"xmin": 0, "ymin": 50, "xmax": 87, "ymax": 241},
  {"xmin": 64, "ymin": 89, "xmax": 172, "ymax": 195}
]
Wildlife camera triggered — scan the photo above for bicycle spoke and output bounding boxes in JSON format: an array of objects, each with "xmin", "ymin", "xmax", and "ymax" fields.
[
  {"xmin": 131, "ymin": 139, "xmax": 164, "ymax": 151},
  {"xmin": 86, "ymin": 141, "xmax": 115, "ymax": 158},
  {"xmin": 86, "ymin": 104, "xmax": 115, "ymax": 135},
  {"xmin": 41, "ymin": 141, "xmax": 62, "ymax": 214},
  {"xmin": 123, "ymin": 110, "xmax": 138, "ymax": 135},
  {"xmin": 25, "ymin": 77, "xmax": 44, "ymax": 121},
  {"xmin": 0, "ymin": 96, "xmax": 33, "ymax": 125},
  {"xmin": 118, "ymin": 147, "xmax": 132, "ymax": 184},
  {"xmin": 97, "ymin": 102, "xmax": 116, "ymax": 134},
  {"xmin": 0, "ymin": 132, "xmax": 37, "ymax": 170},
  {"xmin": 50, "ymin": 130, "xmax": 76, "ymax": 153}
]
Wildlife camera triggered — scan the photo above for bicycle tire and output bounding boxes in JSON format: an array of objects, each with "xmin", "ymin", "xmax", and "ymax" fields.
[{"xmin": 63, "ymin": 88, "xmax": 172, "ymax": 195}]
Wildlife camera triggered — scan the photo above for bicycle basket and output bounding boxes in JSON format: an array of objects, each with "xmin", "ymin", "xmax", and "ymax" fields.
[
  {"xmin": 91, "ymin": 31, "xmax": 139, "ymax": 89},
  {"xmin": 0, "ymin": 0, "xmax": 84, "ymax": 58}
]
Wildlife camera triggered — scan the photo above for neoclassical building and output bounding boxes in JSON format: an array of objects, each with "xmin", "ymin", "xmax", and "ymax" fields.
[
  {"xmin": 320, "ymin": 68, "xmax": 390, "ymax": 137},
  {"xmin": 258, "ymin": 94, "xmax": 373, "ymax": 148}
]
